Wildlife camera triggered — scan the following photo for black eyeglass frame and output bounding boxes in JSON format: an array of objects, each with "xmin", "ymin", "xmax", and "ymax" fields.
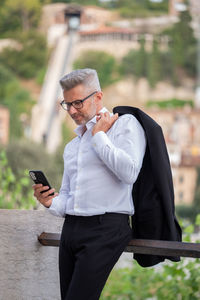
[{"xmin": 60, "ymin": 91, "xmax": 97, "ymax": 111}]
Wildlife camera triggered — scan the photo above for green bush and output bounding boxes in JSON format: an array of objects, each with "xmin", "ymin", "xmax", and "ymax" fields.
[
  {"xmin": 100, "ymin": 215, "xmax": 200, "ymax": 300},
  {"xmin": 36, "ymin": 66, "xmax": 47, "ymax": 85},
  {"xmin": 3, "ymin": 139, "xmax": 64, "ymax": 192},
  {"xmin": 176, "ymin": 205, "xmax": 199, "ymax": 222},
  {"xmin": 146, "ymin": 98, "xmax": 194, "ymax": 109},
  {"xmin": 73, "ymin": 50, "xmax": 120, "ymax": 88},
  {"xmin": 0, "ymin": 150, "xmax": 36, "ymax": 209},
  {"xmin": 0, "ymin": 126, "xmax": 74, "ymax": 209},
  {"xmin": 116, "ymin": 0, "xmax": 168, "ymax": 18},
  {"xmin": 121, "ymin": 38, "xmax": 148, "ymax": 79}
]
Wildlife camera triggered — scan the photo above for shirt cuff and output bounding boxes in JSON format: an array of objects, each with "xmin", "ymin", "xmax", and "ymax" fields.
[
  {"xmin": 48, "ymin": 195, "xmax": 65, "ymax": 217},
  {"xmin": 92, "ymin": 131, "xmax": 113, "ymax": 152}
]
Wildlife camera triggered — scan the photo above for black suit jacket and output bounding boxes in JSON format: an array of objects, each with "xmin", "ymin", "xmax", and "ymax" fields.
[{"xmin": 113, "ymin": 106, "xmax": 182, "ymax": 267}]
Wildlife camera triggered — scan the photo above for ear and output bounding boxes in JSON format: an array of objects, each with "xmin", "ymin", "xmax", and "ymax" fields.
[{"xmin": 95, "ymin": 91, "xmax": 103, "ymax": 102}]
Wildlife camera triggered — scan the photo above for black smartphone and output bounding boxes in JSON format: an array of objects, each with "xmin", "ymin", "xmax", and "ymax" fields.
[{"xmin": 29, "ymin": 170, "xmax": 54, "ymax": 196}]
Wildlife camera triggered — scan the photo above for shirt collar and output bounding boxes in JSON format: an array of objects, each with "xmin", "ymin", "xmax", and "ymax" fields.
[{"xmin": 74, "ymin": 107, "xmax": 109, "ymax": 137}]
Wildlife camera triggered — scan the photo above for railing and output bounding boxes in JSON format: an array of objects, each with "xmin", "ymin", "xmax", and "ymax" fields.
[
  {"xmin": 38, "ymin": 232, "xmax": 200, "ymax": 258},
  {"xmin": 1, "ymin": 210, "xmax": 200, "ymax": 299}
]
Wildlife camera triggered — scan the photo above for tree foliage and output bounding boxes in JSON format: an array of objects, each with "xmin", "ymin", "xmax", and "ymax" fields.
[
  {"xmin": 74, "ymin": 50, "xmax": 120, "ymax": 88},
  {"xmin": 147, "ymin": 38, "xmax": 162, "ymax": 87},
  {"xmin": 0, "ymin": 31, "xmax": 48, "ymax": 79},
  {"xmin": 165, "ymin": 10, "xmax": 197, "ymax": 77},
  {"xmin": 0, "ymin": 0, "xmax": 42, "ymax": 36},
  {"xmin": 121, "ymin": 10, "xmax": 196, "ymax": 87},
  {"xmin": 122, "ymin": 37, "xmax": 148, "ymax": 78},
  {"xmin": 115, "ymin": 0, "xmax": 168, "ymax": 18},
  {"xmin": 122, "ymin": 37, "xmax": 165, "ymax": 87},
  {"xmin": 0, "ymin": 64, "xmax": 34, "ymax": 138}
]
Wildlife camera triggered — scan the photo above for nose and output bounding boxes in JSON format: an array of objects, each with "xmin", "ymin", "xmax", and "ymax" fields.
[{"xmin": 68, "ymin": 105, "xmax": 77, "ymax": 114}]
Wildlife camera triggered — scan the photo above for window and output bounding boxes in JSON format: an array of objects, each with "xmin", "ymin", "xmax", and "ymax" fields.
[
  {"xmin": 179, "ymin": 191, "xmax": 184, "ymax": 203},
  {"xmin": 179, "ymin": 175, "xmax": 184, "ymax": 183}
]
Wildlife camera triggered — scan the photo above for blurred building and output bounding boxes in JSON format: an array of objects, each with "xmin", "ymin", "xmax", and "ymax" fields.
[
  {"xmin": 169, "ymin": 0, "xmax": 187, "ymax": 16},
  {"xmin": 149, "ymin": 108, "xmax": 200, "ymax": 205},
  {"xmin": 172, "ymin": 164, "xmax": 197, "ymax": 205},
  {"xmin": 39, "ymin": 3, "xmax": 175, "ymax": 47},
  {"xmin": 0, "ymin": 106, "xmax": 9, "ymax": 145}
]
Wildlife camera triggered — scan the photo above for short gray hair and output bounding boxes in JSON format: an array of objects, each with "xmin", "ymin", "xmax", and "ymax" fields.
[{"xmin": 59, "ymin": 68, "xmax": 101, "ymax": 92}]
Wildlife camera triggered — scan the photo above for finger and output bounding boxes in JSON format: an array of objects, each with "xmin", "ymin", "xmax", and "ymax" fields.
[
  {"xmin": 104, "ymin": 112, "xmax": 110, "ymax": 118},
  {"xmin": 32, "ymin": 184, "xmax": 43, "ymax": 189},
  {"xmin": 42, "ymin": 193, "xmax": 58, "ymax": 204},
  {"xmin": 35, "ymin": 185, "xmax": 50, "ymax": 194},
  {"xmin": 114, "ymin": 113, "xmax": 118, "ymax": 119},
  {"xmin": 109, "ymin": 113, "xmax": 118, "ymax": 125},
  {"xmin": 111, "ymin": 113, "xmax": 118, "ymax": 120},
  {"xmin": 34, "ymin": 186, "xmax": 50, "ymax": 198},
  {"xmin": 41, "ymin": 188, "xmax": 55, "ymax": 198},
  {"xmin": 96, "ymin": 115, "xmax": 101, "ymax": 121}
]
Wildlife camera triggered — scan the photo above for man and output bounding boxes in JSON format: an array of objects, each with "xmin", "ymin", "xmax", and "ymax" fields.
[{"xmin": 33, "ymin": 68, "xmax": 146, "ymax": 300}]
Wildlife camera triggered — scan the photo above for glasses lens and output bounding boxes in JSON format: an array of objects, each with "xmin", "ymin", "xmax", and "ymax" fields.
[
  {"xmin": 61, "ymin": 102, "xmax": 68, "ymax": 110},
  {"xmin": 73, "ymin": 101, "xmax": 82, "ymax": 109}
]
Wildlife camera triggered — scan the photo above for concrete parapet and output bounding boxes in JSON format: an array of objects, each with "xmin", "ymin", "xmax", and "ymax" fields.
[{"xmin": 0, "ymin": 209, "xmax": 64, "ymax": 300}]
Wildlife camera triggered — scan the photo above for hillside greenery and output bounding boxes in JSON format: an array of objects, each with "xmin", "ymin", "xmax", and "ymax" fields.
[
  {"xmin": 122, "ymin": 11, "xmax": 196, "ymax": 87},
  {"xmin": 0, "ymin": 23, "xmax": 48, "ymax": 139},
  {"xmin": 50, "ymin": 0, "xmax": 168, "ymax": 18},
  {"xmin": 0, "ymin": 0, "xmax": 43, "ymax": 37},
  {"xmin": 0, "ymin": 31, "xmax": 48, "ymax": 79},
  {"xmin": 0, "ymin": 64, "xmax": 35, "ymax": 138},
  {"xmin": 146, "ymin": 98, "xmax": 194, "ymax": 109}
]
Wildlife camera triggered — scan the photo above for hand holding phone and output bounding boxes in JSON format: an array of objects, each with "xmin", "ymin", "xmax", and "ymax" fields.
[{"xmin": 29, "ymin": 170, "xmax": 57, "ymax": 208}]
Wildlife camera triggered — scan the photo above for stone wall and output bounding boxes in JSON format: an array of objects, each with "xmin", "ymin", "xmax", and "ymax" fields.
[{"xmin": 0, "ymin": 209, "xmax": 64, "ymax": 300}]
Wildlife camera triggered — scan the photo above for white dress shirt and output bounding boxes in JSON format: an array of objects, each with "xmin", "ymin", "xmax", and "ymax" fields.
[{"xmin": 49, "ymin": 107, "xmax": 146, "ymax": 217}]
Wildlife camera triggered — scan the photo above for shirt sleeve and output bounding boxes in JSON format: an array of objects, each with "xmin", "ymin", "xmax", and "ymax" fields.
[
  {"xmin": 48, "ymin": 157, "xmax": 70, "ymax": 217},
  {"xmin": 91, "ymin": 114, "xmax": 146, "ymax": 185}
]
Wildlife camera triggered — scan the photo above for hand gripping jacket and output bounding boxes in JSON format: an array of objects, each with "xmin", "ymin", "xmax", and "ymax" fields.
[{"xmin": 113, "ymin": 106, "xmax": 182, "ymax": 267}]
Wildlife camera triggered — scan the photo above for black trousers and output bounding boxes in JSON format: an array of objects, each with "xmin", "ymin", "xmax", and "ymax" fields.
[{"xmin": 59, "ymin": 213, "xmax": 132, "ymax": 300}]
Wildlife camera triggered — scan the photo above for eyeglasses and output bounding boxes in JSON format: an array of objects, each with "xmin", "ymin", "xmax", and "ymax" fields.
[{"xmin": 60, "ymin": 91, "xmax": 97, "ymax": 111}]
